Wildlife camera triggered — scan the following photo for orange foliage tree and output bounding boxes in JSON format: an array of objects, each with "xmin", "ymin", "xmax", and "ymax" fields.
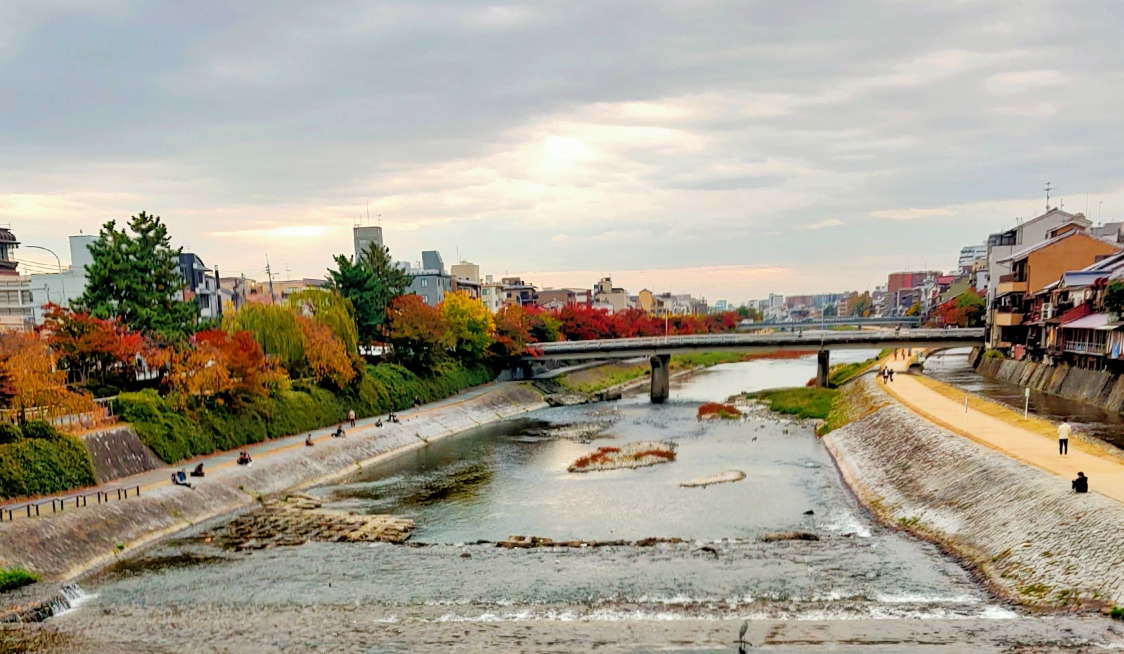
[
  {"xmin": 40, "ymin": 303, "xmax": 147, "ymax": 386},
  {"xmin": 155, "ymin": 329, "xmax": 284, "ymax": 405},
  {"xmin": 295, "ymin": 316, "xmax": 356, "ymax": 387},
  {"xmin": 386, "ymin": 294, "xmax": 453, "ymax": 373},
  {"xmin": 0, "ymin": 331, "xmax": 98, "ymax": 424}
]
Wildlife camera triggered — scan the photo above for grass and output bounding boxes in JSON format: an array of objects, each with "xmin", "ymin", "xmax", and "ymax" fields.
[
  {"xmin": 0, "ymin": 566, "xmax": 41, "ymax": 593},
  {"xmin": 748, "ymin": 387, "xmax": 838, "ymax": 421}
]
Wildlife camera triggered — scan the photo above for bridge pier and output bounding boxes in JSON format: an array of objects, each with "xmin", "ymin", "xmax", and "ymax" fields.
[
  {"xmin": 650, "ymin": 354, "xmax": 671, "ymax": 403},
  {"xmin": 816, "ymin": 350, "xmax": 830, "ymax": 388}
]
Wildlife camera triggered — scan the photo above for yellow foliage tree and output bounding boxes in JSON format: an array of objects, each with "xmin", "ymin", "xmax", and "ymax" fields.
[
  {"xmin": 440, "ymin": 290, "xmax": 495, "ymax": 361},
  {"xmin": 0, "ymin": 331, "xmax": 98, "ymax": 425}
]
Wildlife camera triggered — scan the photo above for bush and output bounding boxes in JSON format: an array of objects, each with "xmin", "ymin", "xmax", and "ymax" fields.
[
  {"xmin": 698, "ymin": 403, "xmax": 741, "ymax": 419},
  {"xmin": 983, "ymin": 349, "xmax": 1004, "ymax": 360},
  {"xmin": 22, "ymin": 421, "xmax": 57, "ymax": 441},
  {"xmin": 0, "ymin": 425, "xmax": 98, "ymax": 499},
  {"xmin": 0, "ymin": 566, "xmax": 41, "ymax": 593},
  {"xmin": 118, "ymin": 363, "xmax": 496, "ymax": 464},
  {"xmin": 0, "ymin": 423, "xmax": 22, "ymax": 445}
]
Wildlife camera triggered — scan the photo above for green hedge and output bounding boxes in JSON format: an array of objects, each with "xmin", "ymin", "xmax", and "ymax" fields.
[
  {"xmin": 0, "ymin": 421, "xmax": 98, "ymax": 499},
  {"xmin": 118, "ymin": 363, "xmax": 495, "ymax": 464}
]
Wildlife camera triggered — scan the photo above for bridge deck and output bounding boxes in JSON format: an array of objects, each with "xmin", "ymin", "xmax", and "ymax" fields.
[{"xmin": 527, "ymin": 328, "xmax": 983, "ymax": 361}]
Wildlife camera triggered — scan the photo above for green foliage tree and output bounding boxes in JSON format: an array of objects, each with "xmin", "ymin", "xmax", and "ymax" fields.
[
  {"xmin": 954, "ymin": 291, "xmax": 986, "ymax": 327},
  {"xmin": 223, "ymin": 304, "xmax": 304, "ymax": 369},
  {"xmin": 286, "ymin": 288, "xmax": 359, "ymax": 354},
  {"xmin": 75, "ymin": 212, "xmax": 198, "ymax": 341},
  {"xmin": 1105, "ymin": 280, "xmax": 1124, "ymax": 318},
  {"xmin": 736, "ymin": 305, "xmax": 761, "ymax": 321},
  {"xmin": 822, "ymin": 304, "xmax": 838, "ymax": 318},
  {"xmin": 851, "ymin": 292, "xmax": 873, "ymax": 317},
  {"xmin": 327, "ymin": 245, "xmax": 412, "ymax": 346}
]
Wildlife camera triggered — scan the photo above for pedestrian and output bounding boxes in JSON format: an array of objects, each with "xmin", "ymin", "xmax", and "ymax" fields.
[
  {"xmin": 888, "ymin": 369, "xmax": 894, "ymax": 382},
  {"xmin": 1058, "ymin": 417, "xmax": 1071, "ymax": 455},
  {"xmin": 414, "ymin": 394, "xmax": 421, "ymax": 412},
  {"xmin": 893, "ymin": 350, "xmax": 898, "ymax": 361},
  {"xmin": 1072, "ymin": 471, "xmax": 1088, "ymax": 493},
  {"xmin": 348, "ymin": 408, "xmax": 356, "ymax": 428}
]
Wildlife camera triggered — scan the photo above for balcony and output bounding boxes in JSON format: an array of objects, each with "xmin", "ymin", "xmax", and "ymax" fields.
[
  {"xmin": 993, "ymin": 312, "xmax": 1024, "ymax": 326},
  {"xmin": 996, "ymin": 274, "xmax": 1028, "ymax": 295},
  {"xmin": 1064, "ymin": 341, "xmax": 1106, "ymax": 355}
]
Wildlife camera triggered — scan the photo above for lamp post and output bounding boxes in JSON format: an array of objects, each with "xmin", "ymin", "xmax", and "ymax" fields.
[{"xmin": 24, "ymin": 245, "xmax": 66, "ymax": 306}]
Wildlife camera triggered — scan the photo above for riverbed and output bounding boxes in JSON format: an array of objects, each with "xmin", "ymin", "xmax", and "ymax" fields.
[{"xmin": 32, "ymin": 350, "xmax": 1123, "ymax": 652}]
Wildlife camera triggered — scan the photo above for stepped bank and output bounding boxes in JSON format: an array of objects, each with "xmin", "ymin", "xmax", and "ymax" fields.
[{"xmin": 976, "ymin": 356, "xmax": 1124, "ymax": 413}]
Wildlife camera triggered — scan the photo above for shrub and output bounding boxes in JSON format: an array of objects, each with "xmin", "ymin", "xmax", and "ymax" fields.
[
  {"xmin": 0, "ymin": 422, "xmax": 22, "ymax": 445},
  {"xmin": 983, "ymin": 349, "xmax": 1004, "ymax": 360},
  {"xmin": 0, "ymin": 566, "xmax": 41, "ymax": 593},
  {"xmin": 750, "ymin": 388, "xmax": 838, "ymax": 421},
  {"xmin": 0, "ymin": 426, "xmax": 97, "ymax": 499},
  {"xmin": 697, "ymin": 403, "xmax": 741, "ymax": 419},
  {"xmin": 22, "ymin": 421, "xmax": 57, "ymax": 441},
  {"xmin": 1111, "ymin": 605, "xmax": 1124, "ymax": 620}
]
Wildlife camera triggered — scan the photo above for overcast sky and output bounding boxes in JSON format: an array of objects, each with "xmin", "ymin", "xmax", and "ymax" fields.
[{"xmin": 3, "ymin": 1, "xmax": 1123, "ymax": 304}]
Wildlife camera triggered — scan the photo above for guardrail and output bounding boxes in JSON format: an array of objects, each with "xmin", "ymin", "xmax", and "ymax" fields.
[
  {"xmin": 531, "ymin": 328, "xmax": 986, "ymax": 355},
  {"xmin": 0, "ymin": 485, "xmax": 140, "ymax": 523}
]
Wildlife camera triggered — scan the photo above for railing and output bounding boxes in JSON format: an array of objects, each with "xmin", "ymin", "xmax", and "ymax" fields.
[
  {"xmin": 1064, "ymin": 341, "xmax": 1106, "ymax": 355},
  {"xmin": 999, "ymin": 273, "xmax": 1023, "ymax": 283},
  {"xmin": 0, "ymin": 485, "xmax": 140, "ymax": 522},
  {"xmin": 0, "ymin": 397, "xmax": 117, "ymax": 432},
  {"xmin": 531, "ymin": 328, "xmax": 986, "ymax": 355}
]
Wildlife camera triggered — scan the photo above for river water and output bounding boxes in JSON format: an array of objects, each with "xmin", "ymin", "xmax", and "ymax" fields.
[
  {"xmin": 52, "ymin": 350, "xmax": 1109, "ymax": 652},
  {"xmin": 922, "ymin": 348, "xmax": 1124, "ymax": 448}
]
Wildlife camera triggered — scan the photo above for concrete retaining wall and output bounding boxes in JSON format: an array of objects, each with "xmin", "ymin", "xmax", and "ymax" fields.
[
  {"xmin": 976, "ymin": 357, "xmax": 1124, "ymax": 413},
  {"xmin": 826, "ymin": 375, "xmax": 1124, "ymax": 608},
  {"xmin": 80, "ymin": 426, "xmax": 165, "ymax": 484},
  {"xmin": 0, "ymin": 383, "xmax": 545, "ymax": 586}
]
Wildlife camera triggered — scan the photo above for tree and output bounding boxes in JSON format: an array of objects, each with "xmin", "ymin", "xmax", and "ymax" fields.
[
  {"xmin": 295, "ymin": 316, "xmax": 356, "ymax": 388},
  {"xmin": 850, "ymin": 292, "xmax": 873, "ymax": 317},
  {"xmin": 286, "ymin": 288, "xmax": 358, "ymax": 355},
  {"xmin": 490, "ymin": 305, "xmax": 534, "ymax": 359},
  {"xmin": 736, "ymin": 305, "xmax": 761, "ymax": 321},
  {"xmin": 1105, "ymin": 280, "xmax": 1124, "ymax": 318},
  {"xmin": 440, "ymin": 290, "xmax": 495, "ymax": 361},
  {"xmin": 557, "ymin": 306, "xmax": 614, "ymax": 340},
  {"xmin": 823, "ymin": 305, "xmax": 838, "ymax": 318},
  {"xmin": 40, "ymin": 304, "xmax": 147, "ymax": 387},
  {"xmin": 223, "ymin": 304, "xmax": 304, "ymax": 368},
  {"xmin": 386, "ymin": 295, "xmax": 453, "ymax": 373},
  {"xmin": 195, "ymin": 329, "xmax": 284, "ymax": 398},
  {"xmin": 905, "ymin": 302, "xmax": 920, "ymax": 317},
  {"xmin": 0, "ymin": 332, "xmax": 98, "ymax": 423},
  {"xmin": 74, "ymin": 212, "xmax": 198, "ymax": 341},
  {"xmin": 327, "ymin": 244, "xmax": 412, "ymax": 346}
]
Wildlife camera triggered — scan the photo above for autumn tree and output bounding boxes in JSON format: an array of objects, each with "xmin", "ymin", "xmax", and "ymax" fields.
[
  {"xmin": 286, "ymin": 288, "xmax": 358, "ymax": 354},
  {"xmin": 74, "ymin": 211, "xmax": 198, "ymax": 341},
  {"xmin": 440, "ymin": 290, "xmax": 495, "ymax": 361},
  {"xmin": 295, "ymin": 316, "xmax": 356, "ymax": 388},
  {"xmin": 524, "ymin": 306, "xmax": 563, "ymax": 342},
  {"xmin": 195, "ymin": 329, "xmax": 285, "ymax": 397},
  {"xmin": 223, "ymin": 303, "xmax": 304, "ymax": 369},
  {"xmin": 490, "ymin": 305, "xmax": 534, "ymax": 359},
  {"xmin": 152, "ymin": 342, "xmax": 235, "ymax": 404},
  {"xmin": 40, "ymin": 304, "xmax": 146, "ymax": 389},
  {"xmin": 327, "ymin": 244, "xmax": 412, "ymax": 346},
  {"xmin": 557, "ymin": 306, "xmax": 614, "ymax": 340},
  {"xmin": 386, "ymin": 295, "xmax": 453, "ymax": 373},
  {"xmin": 0, "ymin": 332, "xmax": 98, "ymax": 423}
]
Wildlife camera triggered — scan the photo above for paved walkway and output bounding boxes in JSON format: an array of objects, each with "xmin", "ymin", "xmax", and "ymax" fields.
[
  {"xmin": 0, "ymin": 382, "xmax": 505, "ymax": 516},
  {"xmin": 880, "ymin": 351, "xmax": 1124, "ymax": 504}
]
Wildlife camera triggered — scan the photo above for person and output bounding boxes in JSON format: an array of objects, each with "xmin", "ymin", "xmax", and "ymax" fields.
[
  {"xmin": 237, "ymin": 450, "xmax": 252, "ymax": 466},
  {"xmin": 888, "ymin": 369, "xmax": 894, "ymax": 383},
  {"xmin": 413, "ymin": 395, "xmax": 421, "ymax": 412},
  {"xmin": 305, "ymin": 434, "xmax": 314, "ymax": 447},
  {"xmin": 1073, "ymin": 471, "xmax": 1088, "ymax": 493},
  {"xmin": 893, "ymin": 350, "xmax": 898, "ymax": 361},
  {"xmin": 333, "ymin": 423, "xmax": 346, "ymax": 438},
  {"xmin": 348, "ymin": 409, "xmax": 356, "ymax": 428},
  {"xmin": 375, "ymin": 418, "xmax": 383, "ymax": 428},
  {"xmin": 172, "ymin": 469, "xmax": 193, "ymax": 489},
  {"xmin": 1058, "ymin": 417, "xmax": 1071, "ymax": 455},
  {"xmin": 190, "ymin": 463, "xmax": 205, "ymax": 478}
]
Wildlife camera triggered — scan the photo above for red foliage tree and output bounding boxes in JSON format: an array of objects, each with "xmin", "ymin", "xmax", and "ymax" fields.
[
  {"xmin": 490, "ymin": 305, "xmax": 534, "ymax": 358},
  {"xmin": 194, "ymin": 329, "xmax": 284, "ymax": 397},
  {"xmin": 386, "ymin": 295, "xmax": 453, "ymax": 372},
  {"xmin": 39, "ymin": 303, "xmax": 147, "ymax": 386}
]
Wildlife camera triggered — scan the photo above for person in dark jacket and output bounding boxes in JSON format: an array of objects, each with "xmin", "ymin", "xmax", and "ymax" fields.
[{"xmin": 1073, "ymin": 472, "xmax": 1088, "ymax": 493}]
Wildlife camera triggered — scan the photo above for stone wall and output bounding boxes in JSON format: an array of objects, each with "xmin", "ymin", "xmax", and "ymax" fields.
[
  {"xmin": 826, "ymin": 375, "xmax": 1124, "ymax": 608},
  {"xmin": 976, "ymin": 357, "xmax": 1124, "ymax": 413},
  {"xmin": 80, "ymin": 426, "xmax": 165, "ymax": 484},
  {"xmin": 0, "ymin": 383, "xmax": 545, "ymax": 585}
]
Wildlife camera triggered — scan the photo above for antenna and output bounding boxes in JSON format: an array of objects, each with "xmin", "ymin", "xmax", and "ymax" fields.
[
  {"xmin": 366, "ymin": 202, "xmax": 370, "ymax": 225},
  {"xmin": 1044, "ymin": 182, "xmax": 1053, "ymax": 211},
  {"xmin": 377, "ymin": 214, "xmax": 382, "ymax": 228}
]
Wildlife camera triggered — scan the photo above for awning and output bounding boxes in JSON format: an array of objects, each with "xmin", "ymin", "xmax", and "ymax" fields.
[{"xmin": 1062, "ymin": 313, "xmax": 1113, "ymax": 330}]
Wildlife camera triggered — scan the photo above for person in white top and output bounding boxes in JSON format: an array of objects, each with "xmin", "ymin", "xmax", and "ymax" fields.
[{"xmin": 1058, "ymin": 418, "xmax": 1071, "ymax": 455}]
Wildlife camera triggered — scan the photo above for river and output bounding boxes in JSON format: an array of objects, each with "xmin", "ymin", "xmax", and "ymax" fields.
[{"xmin": 41, "ymin": 350, "xmax": 1114, "ymax": 652}]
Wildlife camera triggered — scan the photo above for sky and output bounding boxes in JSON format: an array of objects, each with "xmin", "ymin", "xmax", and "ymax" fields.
[{"xmin": 2, "ymin": 0, "xmax": 1123, "ymax": 305}]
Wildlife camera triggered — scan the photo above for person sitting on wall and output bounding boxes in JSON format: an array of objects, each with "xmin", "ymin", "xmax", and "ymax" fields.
[
  {"xmin": 1073, "ymin": 472, "xmax": 1089, "ymax": 493},
  {"xmin": 172, "ymin": 469, "xmax": 194, "ymax": 489},
  {"xmin": 237, "ymin": 450, "xmax": 252, "ymax": 466},
  {"xmin": 190, "ymin": 463, "xmax": 205, "ymax": 478},
  {"xmin": 305, "ymin": 434, "xmax": 314, "ymax": 447},
  {"xmin": 375, "ymin": 418, "xmax": 383, "ymax": 428},
  {"xmin": 332, "ymin": 423, "xmax": 346, "ymax": 438}
]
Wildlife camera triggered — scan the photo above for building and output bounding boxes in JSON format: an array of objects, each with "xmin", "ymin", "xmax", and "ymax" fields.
[
  {"xmin": 450, "ymin": 261, "xmax": 480, "ymax": 284},
  {"xmin": 0, "ymin": 228, "xmax": 34, "ymax": 331},
  {"xmin": 593, "ymin": 277, "xmax": 632, "ymax": 313},
  {"xmin": 537, "ymin": 288, "xmax": 590, "ymax": 311},
  {"xmin": 481, "ymin": 275, "xmax": 504, "ymax": 312},
  {"xmin": 353, "ymin": 225, "xmax": 384, "ymax": 262},
  {"xmin": 712, "ymin": 300, "xmax": 727, "ymax": 312},
  {"xmin": 985, "ymin": 208, "xmax": 1091, "ymax": 305},
  {"xmin": 958, "ymin": 244, "xmax": 988, "ymax": 274},
  {"xmin": 403, "ymin": 250, "xmax": 452, "ymax": 306},
  {"xmin": 501, "ymin": 276, "xmax": 537, "ymax": 307},
  {"xmin": 220, "ymin": 276, "xmax": 326, "ymax": 307},
  {"xmin": 177, "ymin": 253, "xmax": 222, "ymax": 320},
  {"xmin": 886, "ymin": 271, "xmax": 941, "ymax": 313},
  {"xmin": 28, "ymin": 233, "xmax": 97, "ymax": 323}
]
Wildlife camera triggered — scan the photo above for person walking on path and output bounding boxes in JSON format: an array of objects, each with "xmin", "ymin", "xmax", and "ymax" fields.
[
  {"xmin": 348, "ymin": 409, "xmax": 356, "ymax": 428},
  {"xmin": 1058, "ymin": 418, "xmax": 1071, "ymax": 455},
  {"xmin": 887, "ymin": 368, "xmax": 894, "ymax": 383},
  {"xmin": 414, "ymin": 395, "xmax": 421, "ymax": 412},
  {"xmin": 1073, "ymin": 471, "xmax": 1088, "ymax": 493}
]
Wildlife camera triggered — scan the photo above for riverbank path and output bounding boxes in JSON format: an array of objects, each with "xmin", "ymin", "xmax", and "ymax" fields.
[
  {"xmin": 881, "ymin": 353, "xmax": 1124, "ymax": 505},
  {"xmin": 0, "ymin": 382, "xmax": 507, "ymax": 519}
]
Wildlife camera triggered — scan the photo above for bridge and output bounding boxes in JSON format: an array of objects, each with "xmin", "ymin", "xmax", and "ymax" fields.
[
  {"xmin": 738, "ymin": 316, "xmax": 921, "ymax": 330},
  {"xmin": 529, "ymin": 328, "xmax": 985, "ymax": 403}
]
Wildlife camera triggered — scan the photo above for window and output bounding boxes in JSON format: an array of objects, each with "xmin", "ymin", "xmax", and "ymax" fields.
[
  {"xmin": 421, "ymin": 278, "xmax": 428, "ymax": 288},
  {"xmin": 483, "ymin": 288, "xmax": 489, "ymax": 295}
]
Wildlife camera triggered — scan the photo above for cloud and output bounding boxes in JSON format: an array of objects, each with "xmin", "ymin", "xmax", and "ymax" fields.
[
  {"xmin": 798, "ymin": 219, "xmax": 844, "ymax": 230},
  {"xmin": 986, "ymin": 70, "xmax": 1066, "ymax": 94},
  {"xmin": 870, "ymin": 208, "xmax": 956, "ymax": 220}
]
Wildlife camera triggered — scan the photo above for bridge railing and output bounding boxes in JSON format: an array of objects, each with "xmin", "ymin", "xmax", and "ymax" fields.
[{"xmin": 531, "ymin": 328, "xmax": 985, "ymax": 355}]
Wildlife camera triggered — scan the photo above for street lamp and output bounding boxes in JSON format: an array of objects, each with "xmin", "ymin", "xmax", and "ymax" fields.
[{"xmin": 23, "ymin": 245, "xmax": 66, "ymax": 306}]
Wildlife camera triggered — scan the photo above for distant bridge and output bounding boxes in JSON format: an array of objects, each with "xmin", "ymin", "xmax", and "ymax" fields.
[
  {"xmin": 528, "ymin": 328, "xmax": 984, "ymax": 403},
  {"xmin": 738, "ymin": 316, "xmax": 921, "ymax": 330}
]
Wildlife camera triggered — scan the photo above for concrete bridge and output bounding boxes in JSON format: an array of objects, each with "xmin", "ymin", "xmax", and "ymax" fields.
[
  {"xmin": 528, "ymin": 328, "xmax": 985, "ymax": 403},
  {"xmin": 738, "ymin": 316, "xmax": 921, "ymax": 330}
]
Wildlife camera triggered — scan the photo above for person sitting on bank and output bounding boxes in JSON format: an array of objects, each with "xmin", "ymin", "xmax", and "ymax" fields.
[
  {"xmin": 172, "ymin": 469, "xmax": 193, "ymax": 489},
  {"xmin": 375, "ymin": 418, "xmax": 383, "ymax": 428},
  {"xmin": 237, "ymin": 450, "xmax": 252, "ymax": 466},
  {"xmin": 190, "ymin": 463, "xmax": 205, "ymax": 478},
  {"xmin": 1073, "ymin": 471, "xmax": 1089, "ymax": 493},
  {"xmin": 305, "ymin": 434, "xmax": 314, "ymax": 447},
  {"xmin": 332, "ymin": 423, "xmax": 346, "ymax": 438}
]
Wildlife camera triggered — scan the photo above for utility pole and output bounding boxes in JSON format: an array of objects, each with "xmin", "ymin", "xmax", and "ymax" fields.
[
  {"xmin": 1044, "ymin": 182, "xmax": 1053, "ymax": 212},
  {"xmin": 266, "ymin": 255, "xmax": 276, "ymax": 304},
  {"xmin": 240, "ymin": 273, "xmax": 246, "ymax": 309},
  {"xmin": 214, "ymin": 265, "xmax": 222, "ymax": 317}
]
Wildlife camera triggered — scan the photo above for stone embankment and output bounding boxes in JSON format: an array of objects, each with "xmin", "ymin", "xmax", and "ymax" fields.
[
  {"xmin": 826, "ymin": 374, "xmax": 1124, "ymax": 609},
  {"xmin": 976, "ymin": 357, "xmax": 1124, "ymax": 413},
  {"xmin": 80, "ymin": 425, "xmax": 165, "ymax": 483},
  {"xmin": 0, "ymin": 383, "xmax": 545, "ymax": 590}
]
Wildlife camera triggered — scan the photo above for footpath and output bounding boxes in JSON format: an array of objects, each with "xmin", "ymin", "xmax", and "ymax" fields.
[{"xmin": 882, "ymin": 354, "xmax": 1124, "ymax": 505}]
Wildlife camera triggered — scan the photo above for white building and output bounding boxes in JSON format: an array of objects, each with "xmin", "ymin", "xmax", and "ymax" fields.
[
  {"xmin": 0, "ymin": 228, "xmax": 35, "ymax": 331},
  {"xmin": 29, "ymin": 234, "xmax": 97, "ymax": 323},
  {"xmin": 481, "ymin": 275, "xmax": 504, "ymax": 312},
  {"xmin": 958, "ymin": 243, "xmax": 987, "ymax": 274}
]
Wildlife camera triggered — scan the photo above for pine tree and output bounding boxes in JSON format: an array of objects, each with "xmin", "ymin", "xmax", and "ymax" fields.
[
  {"xmin": 327, "ymin": 244, "xmax": 412, "ymax": 346},
  {"xmin": 75, "ymin": 212, "xmax": 198, "ymax": 341}
]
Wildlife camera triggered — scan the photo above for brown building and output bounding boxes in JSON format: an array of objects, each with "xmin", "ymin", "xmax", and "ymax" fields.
[{"xmin": 887, "ymin": 271, "xmax": 941, "ymax": 295}]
